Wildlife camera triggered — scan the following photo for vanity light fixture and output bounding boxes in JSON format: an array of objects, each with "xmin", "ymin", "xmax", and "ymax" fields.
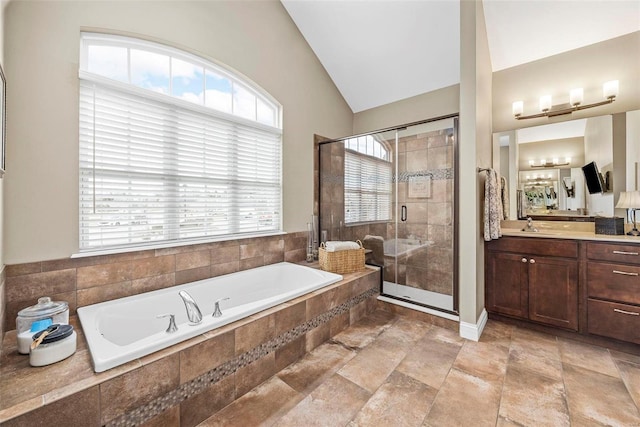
[
  {"xmin": 616, "ymin": 191, "xmax": 640, "ymax": 236},
  {"xmin": 529, "ymin": 157, "xmax": 571, "ymax": 168},
  {"xmin": 513, "ymin": 80, "xmax": 618, "ymax": 120}
]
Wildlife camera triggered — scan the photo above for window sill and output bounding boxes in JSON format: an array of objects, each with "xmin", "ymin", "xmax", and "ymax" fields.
[{"xmin": 71, "ymin": 231, "xmax": 287, "ymax": 259}]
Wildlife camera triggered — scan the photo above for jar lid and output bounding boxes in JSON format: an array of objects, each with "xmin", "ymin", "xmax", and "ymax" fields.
[
  {"xmin": 17, "ymin": 297, "xmax": 69, "ymax": 319},
  {"xmin": 32, "ymin": 324, "xmax": 74, "ymax": 345}
]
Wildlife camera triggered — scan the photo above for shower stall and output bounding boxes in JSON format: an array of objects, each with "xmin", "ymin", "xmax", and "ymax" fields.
[{"xmin": 318, "ymin": 115, "xmax": 458, "ymax": 314}]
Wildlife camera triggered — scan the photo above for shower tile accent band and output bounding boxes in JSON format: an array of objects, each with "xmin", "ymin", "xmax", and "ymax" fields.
[{"xmin": 107, "ymin": 287, "xmax": 379, "ymax": 427}]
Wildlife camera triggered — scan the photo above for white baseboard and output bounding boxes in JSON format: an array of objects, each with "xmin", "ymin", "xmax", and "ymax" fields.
[{"xmin": 459, "ymin": 308, "xmax": 488, "ymax": 341}]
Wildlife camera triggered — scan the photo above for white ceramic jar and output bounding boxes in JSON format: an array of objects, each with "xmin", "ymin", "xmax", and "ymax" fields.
[{"xmin": 29, "ymin": 324, "xmax": 77, "ymax": 367}]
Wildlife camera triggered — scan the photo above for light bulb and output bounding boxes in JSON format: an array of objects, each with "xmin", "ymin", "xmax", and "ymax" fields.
[
  {"xmin": 539, "ymin": 95, "xmax": 552, "ymax": 112},
  {"xmin": 603, "ymin": 80, "xmax": 619, "ymax": 99},
  {"xmin": 570, "ymin": 88, "xmax": 583, "ymax": 106},
  {"xmin": 512, "ymin": 101, "xmax": 523, "ymax": 116}
]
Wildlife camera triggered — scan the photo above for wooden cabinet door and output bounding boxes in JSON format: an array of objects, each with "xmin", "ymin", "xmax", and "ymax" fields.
[
  {"xmin": 486, "ymin": 251, "xmax": 529, "ymax": 319},
  {"xmin": 528, "ymin": 256, "xmax": 578, "ymax": 331}
]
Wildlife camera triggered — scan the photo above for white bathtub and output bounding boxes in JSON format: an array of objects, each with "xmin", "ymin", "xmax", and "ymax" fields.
[{"xmin": 77, "ymin": 262, "xmax": 342, "ymax": 372}]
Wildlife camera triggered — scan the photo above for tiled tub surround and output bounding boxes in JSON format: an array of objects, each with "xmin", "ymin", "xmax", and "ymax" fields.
[
  {"xmin": 79, "ymin": 262, "xmax": 343, "ymax": 372},
  {"xmin": 0, "ymin": 267, "xmax": 380, "ymax": 425},
  {"xmin": 2, "ymin": 232, "xmax": 309, "ymax": 332}
]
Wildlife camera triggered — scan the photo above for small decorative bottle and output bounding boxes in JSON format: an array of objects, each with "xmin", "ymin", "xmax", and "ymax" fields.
[{"xmin": 306, "ymin": 222, "xmax": 314, "ymax": 262}]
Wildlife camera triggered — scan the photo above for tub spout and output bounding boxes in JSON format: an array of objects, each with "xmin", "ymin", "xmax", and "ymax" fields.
[{"xmin": 178, "ymin": 290, "xmax": 203, "ymax": 324}]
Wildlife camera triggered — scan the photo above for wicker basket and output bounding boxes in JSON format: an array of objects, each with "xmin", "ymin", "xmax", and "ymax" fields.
[{"xmin": 319, "ymin": 240, "xmax": 366, "ymax": 274}]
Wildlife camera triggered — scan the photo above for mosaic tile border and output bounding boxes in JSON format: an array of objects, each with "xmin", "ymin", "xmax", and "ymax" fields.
[{"xmin": 107, "ymin": 287, "xmax": 379, "ymax": 427}]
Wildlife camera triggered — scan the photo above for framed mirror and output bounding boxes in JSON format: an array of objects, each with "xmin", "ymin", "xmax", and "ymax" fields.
[{"xmin": 493, "ymin": 113, "xmax": 628, "ymax": 221}]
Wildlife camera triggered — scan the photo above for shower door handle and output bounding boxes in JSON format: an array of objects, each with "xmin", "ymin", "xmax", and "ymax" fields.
[{"xmin": 401, "ymin": 205, "xmax": 407, "ymax": 222}]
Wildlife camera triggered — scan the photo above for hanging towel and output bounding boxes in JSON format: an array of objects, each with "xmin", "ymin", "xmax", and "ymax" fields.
[
  {"xmin": 500, "ymin": 176, "xmax": 510, "ymax": 220},
  {"xmin": 324, "ymin": 241, "xmax": 361, "ymax": 252},
  {"xmin": 484, "ymin": 169, "xmax": 503, "ymax": 241}
]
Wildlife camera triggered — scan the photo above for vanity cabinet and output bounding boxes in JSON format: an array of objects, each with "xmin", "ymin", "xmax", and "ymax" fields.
[
  {"xmin": 486, "ymin": 237, "xmax": 579, "ymax": 331},
  {"xmin": 585, "ymin": 242, "xmax": 640, "ymax": 344}
]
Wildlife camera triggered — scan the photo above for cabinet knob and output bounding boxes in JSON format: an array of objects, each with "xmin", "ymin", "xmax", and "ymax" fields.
[
  {"xmin": 529, "ymin": 259, "xmax": 536, "ymax": 264},
  {"xmin": 521, "ymin": 258, "xmax": 527, "ymax": 263}
]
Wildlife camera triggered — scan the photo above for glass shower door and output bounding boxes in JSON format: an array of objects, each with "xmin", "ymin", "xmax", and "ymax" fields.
[{"xmin": 382, "ymin": 117, "xmax": 457, "ymax": 312}]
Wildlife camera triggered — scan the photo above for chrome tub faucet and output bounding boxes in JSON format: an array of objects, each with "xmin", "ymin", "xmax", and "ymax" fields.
[{"xmin": 178, "ymin": 290, "xmax": 203, "ymax": 324}]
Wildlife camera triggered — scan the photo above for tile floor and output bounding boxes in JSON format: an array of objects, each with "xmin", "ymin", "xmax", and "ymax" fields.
[{"xmin": 198, "ymin": 310, "xmax": 640, "ymax": 427}]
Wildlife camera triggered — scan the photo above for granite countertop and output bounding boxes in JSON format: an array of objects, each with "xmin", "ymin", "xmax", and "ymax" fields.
[{"xmin": 500, "ymin": 220, "xmax": 640, "ymax": 244}]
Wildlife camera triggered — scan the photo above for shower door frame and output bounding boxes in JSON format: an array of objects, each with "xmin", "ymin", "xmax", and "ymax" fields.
[{"xmin": 317, "ymin": 113, "xmax": 460, "ymax": 316}]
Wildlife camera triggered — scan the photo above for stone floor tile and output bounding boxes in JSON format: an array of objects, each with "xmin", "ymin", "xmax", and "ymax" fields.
[
  {"xmin": 453, "ymin": 340, "xmax": 509, "ymax": 382},
  {"xmin": 478, "ymin": 319, "xmax": 514, "ymax": 350},
  {"xmin": 610, "ymin": 349, "xmax": 640, "ymax": 366},
  {"xmin": 563, "ymin": 363, "xmax": 640, "ymax": 426},
  {"xmin": 198, "ymin": 376, "xmax": 303, "ymax": 427},
  {"xmin": 498, "ymin": 364, "xmax": 570, "ymax": 427},
  {"xmin": 374, "ymin": 316, "xmax": 432, "ymax": 351},
  {"xmin": 337, "ymin": 339, "xmax": 407, "ymax": 393},
  {"xmin": 332, "ymin": 309, "xmax": 396, "ymax": 350},
  {"xmin": 559, "ymin": 338, "xmax": 620, "ymax": 378},
  {"xmin": 273, "ymin": 374, "xmax": 370, "ymax": 427},
  {"xmin": 508, "ymin": 330, "xmax": 563, "ymax": 381},
  {"xmin": 396, "ymin": 334, "xmax": 461, "ymax": 390},
  {"xmin": 423, "ymin": 368, "xmax": 502, "ymax": 427},
  {"xmin": 277, "ymin": 341, "xmax": 356, "ymax": 395},
  {"xmin": 349, "ymin": 371, "xmax": 436, "ymax": 427},
  {"xmin": 422, "ymin": 323, "xmax": 466, "ymax": 347},
  {"xmin": 614, "ymin": 359, "xmax": 640, "ymax": 410},
  {"xmin": 496, "ymin": 416, "xmax": 523, "ymax": 426}
]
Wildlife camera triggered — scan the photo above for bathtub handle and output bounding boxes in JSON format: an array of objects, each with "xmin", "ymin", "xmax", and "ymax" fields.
[
  {"xmin": 157, "ymin": 314, "xmax": 178, "ymax": 333},
  {"xmin": 213, "ymin": 298, "xmax": 230, "ymax": 318}
]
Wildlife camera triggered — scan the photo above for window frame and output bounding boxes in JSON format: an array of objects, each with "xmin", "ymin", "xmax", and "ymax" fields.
[
  {"xmin": 77, "ymin": 33, "xmax": 283, "ymax": 256},
  {"xmin": 343, "ymin": 136, "xmax": 392, "ymax": 226}
]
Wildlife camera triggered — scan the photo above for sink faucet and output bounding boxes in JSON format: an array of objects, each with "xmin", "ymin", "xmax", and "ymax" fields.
[
  {"xmin": 178, "ymin": 290, "xmax": 203, "ymax": 324},
  {"xmin": 522, "ymin": 217, "xmax": 539, "ymax": 232}
]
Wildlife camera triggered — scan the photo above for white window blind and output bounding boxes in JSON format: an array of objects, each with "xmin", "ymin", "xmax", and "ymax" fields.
[
  {"xmin": 79, "ymin": 36, "xmax": 282, "ymax": 252},
  {"xmin": 344, "ymin": 150, "xmax": 392, "ymax": 224}
]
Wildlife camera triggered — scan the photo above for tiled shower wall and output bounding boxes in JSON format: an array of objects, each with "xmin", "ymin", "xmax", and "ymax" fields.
[
  {"xmin": 319, "ymin": 128, "xmax": 454, "ymax": 296},
  {"xmin": 2, "ymin": 232, "xmax": 308, "ymax": 332},
  {"xmin": 397, "ymin": 129, "xmax": 454, "ymax": 295}
]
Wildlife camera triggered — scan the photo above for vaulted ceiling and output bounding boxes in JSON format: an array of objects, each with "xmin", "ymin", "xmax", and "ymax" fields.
[{"xmin": 282, "ymin": 0, "xmax": 640, "ymax": 113}]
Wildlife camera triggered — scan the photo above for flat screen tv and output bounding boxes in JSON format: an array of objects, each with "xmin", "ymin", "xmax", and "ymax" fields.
[{"xmin": 581, "ymin": 161, "xmax": 605, "ymax": 194}]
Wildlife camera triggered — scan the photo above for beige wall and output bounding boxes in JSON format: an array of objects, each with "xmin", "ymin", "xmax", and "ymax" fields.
[
  {"xmin": 352, "ymin": 85, "xmax": 459, "ymax": 134},
  {"xmin": 3, "ymin": 0, "xmax": 353, "ymax": 264},
  {"xmin": 493, "ymin": 32, "xmax": 640, "ymax": 133},
  {"xmin": 0, "ymin": 0, "xmax": 6, "ymax": 345},
  {"xmin": 458, "ymin": 0, "xmax": 492, "ymax": 326}
]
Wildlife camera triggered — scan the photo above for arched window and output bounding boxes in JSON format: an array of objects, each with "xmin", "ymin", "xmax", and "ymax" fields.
[
  {"xmin": 78, "ymin": 33, "xmax": 282, "ymax": 252},
  {"xmin": 344, "ymin": 135, "xmax": 392, "ymax": 224}
]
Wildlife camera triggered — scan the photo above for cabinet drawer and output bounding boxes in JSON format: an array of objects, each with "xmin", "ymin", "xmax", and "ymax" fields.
[
  {"xmin": 587, "ymin": 299, "xmax": 640, "ymax": 345},
  {"xmin": 587, "ymin": 262, "xmax": 640, "ymax": 305},
  {"xmin": 486, "ymin": 237, "xmax": 577, "ymax": 258},
  {"xmin": 586, "ymin": 242, "xmax": 640, "ymax": 265}
]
